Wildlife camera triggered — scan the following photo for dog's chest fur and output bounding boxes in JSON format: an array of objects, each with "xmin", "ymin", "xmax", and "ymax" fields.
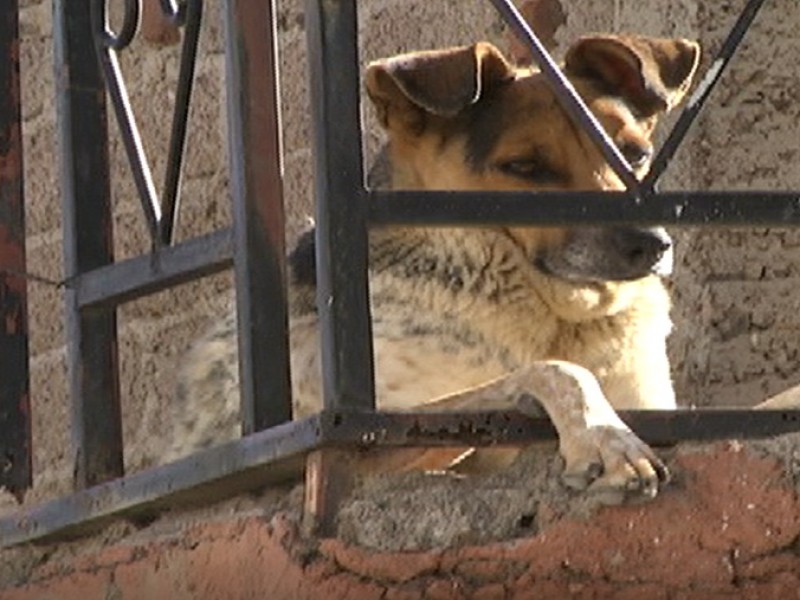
[{"xmin": 287, "ymin": 226, "xmax": 669, "ymax": 414}]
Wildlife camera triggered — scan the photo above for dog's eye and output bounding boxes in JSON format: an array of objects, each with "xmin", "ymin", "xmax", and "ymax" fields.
[
  {"xmin": 498, "ymin": 159, "xmax": 562, "ymax": 184},
  {"xmin": 619, "ymin": 142, "xmax": 653, "ymax": 169}
]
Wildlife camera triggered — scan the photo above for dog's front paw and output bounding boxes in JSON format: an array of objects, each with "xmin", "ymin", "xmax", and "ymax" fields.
[
  {"xmin": 559, "ymin": 425, "xmax": 669, "ymax": 505},
  {"xmin": 516, "ymin": 366, "xmax": 669, "ymax": 505}
]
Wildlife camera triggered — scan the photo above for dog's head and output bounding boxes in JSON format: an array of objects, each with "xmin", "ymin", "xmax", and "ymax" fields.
[{"xmin": 366, "ymin": 35, "xmax": 700, "ymax": 292}]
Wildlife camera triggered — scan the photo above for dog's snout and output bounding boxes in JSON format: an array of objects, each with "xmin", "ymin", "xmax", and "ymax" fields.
[{"xmin": 612, "ymin": 227, "xmax": 672, "ymax": 267}]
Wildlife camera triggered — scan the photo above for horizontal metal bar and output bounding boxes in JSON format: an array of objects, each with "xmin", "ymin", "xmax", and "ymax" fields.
[
  {"xmin": 0, "ymin": 415, "xmax": 323, "ymax": 546},
  {"xmin": 75, "ymin": 227, "xmax": 233, "ymax": 310},
  {"xmin": 3, "ymin": 408, "xmax": 799, "ymax": 546},
  {"xmin": 321, "ymin": 408, "xmax": 800, "ymax": 448},
  {"xmin": 369, "ymin": 190, "xmax": 800, "ymax": 227}
]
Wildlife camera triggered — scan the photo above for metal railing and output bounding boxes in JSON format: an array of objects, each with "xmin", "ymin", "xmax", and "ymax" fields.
[{"xmin": 2, "ymin": 0, "xmax": 800, "ymax": 546}]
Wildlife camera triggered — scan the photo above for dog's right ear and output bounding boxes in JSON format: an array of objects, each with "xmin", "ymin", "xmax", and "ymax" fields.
[
  {"xmin": 564, "ymin": 35, "xmax": 701, "ymax": 116},
  {"xmin": 366, "ymin": 43, "xmax": 515, "ymax": 135}
]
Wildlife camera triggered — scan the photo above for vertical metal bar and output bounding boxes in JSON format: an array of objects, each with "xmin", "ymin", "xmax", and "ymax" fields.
[
  {"xmin": 303, "ymin": 449, "xmax": 356, "ymax": 537},
  {"xmin": 489, "ymin": 0, "xmax": 640, "ymax": 194},
  {"xmin": 54, "ymin": 0, "xmax": 123, "ymax": 488},
  {"xmin": 223, "ymin": 0, "xmax": 292, "ymax": 431},
  {"xmin": 642, "ymin": 0, "xmax": 768, "ymax": 190},
  {"xmin": 305, "ymin": 0, "xmax": 375, "ymax": 411},
  {"xmin": 0, "ymin": 0, "xmax": 31, "ymax": 500}
]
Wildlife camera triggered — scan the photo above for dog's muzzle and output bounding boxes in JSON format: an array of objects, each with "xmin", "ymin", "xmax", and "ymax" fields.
[
  {"xmin": 536, "ymin": 226, "xmax": 673, "ymax": 282},
  {"xmin": 609, "ymin": 226, "xmax": 673, "ymax": 277}
]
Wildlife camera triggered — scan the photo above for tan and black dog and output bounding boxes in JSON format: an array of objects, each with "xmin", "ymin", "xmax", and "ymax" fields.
[{"xmin": 171, "ymin": 34, "xmax": 700, "ymax": 505}]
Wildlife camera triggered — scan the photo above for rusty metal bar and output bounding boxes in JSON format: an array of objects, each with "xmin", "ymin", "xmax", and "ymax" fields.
[
  {"xmin": 305, "ymin": 0, "xmax": 375, "ymax": 411},
  {"xmin": 54, "ymin": 0, "xmax": 123, "ymax": 488},
  {"xmin": 0, "ymin": 415, "xmax": 322, "ymax": 546},
  {"xmin": 0, "ymin": 0, "xmax": 31, "ymax": 500},
  {"xmin": 303, "ymin": 449, "xmax": 356, "ymax": 536},
  {"xmin": 3, "ymin": 408, "xmax": 800, "ymax": 546},
  {"xmin": 369, "ymin": 190, "xmax": 800, "ymax": 227},
  {"xmin": 224, "ymin": 0, "xmax": 293, "ymax": 431}
]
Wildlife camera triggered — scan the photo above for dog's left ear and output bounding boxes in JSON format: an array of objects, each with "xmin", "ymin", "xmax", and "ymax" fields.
[{"xmin": 565, "ymin": 35, "xmax": 700, "ymax": 116}]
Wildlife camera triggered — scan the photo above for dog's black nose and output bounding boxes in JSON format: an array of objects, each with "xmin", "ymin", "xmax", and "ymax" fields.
[{"xmin": 611, "ymin": 227, "xmax": 672, "ymax": 269}]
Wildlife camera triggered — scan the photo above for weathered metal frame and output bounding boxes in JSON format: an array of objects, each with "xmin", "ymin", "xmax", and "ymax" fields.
[
  {"xmin": 2, "ymin": 408, "xmax": 800, "ymax": 546},
  {"xmin": 0, "ymin": 0, "xmax": 31, "ymax": 501},
  {"xmin": 2, "ymin": 0, "xmax": 800, "ymax": 547}
]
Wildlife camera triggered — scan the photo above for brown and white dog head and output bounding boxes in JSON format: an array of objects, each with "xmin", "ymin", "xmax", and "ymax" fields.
[{"xmin": 365, "ymin": 35, "xmax": 700, "ymax": 292}]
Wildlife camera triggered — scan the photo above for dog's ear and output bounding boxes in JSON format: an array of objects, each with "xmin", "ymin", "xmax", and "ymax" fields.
[
  {"xmin": 565, "ymin": 35, "xmax": 700, "ymax": 116},
  {"xmin": 366, "ymin": 43, "xmax": 515, "ymax": 133}
]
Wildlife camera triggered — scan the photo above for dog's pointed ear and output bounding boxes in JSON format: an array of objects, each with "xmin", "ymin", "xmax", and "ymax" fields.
[
  {"xmin": 565, "ymin": 35, "xmax": 700, "ymax": 116},
  {"xmin": 366, "ymin": 42, "xmax": 515, "ymax": 133}
]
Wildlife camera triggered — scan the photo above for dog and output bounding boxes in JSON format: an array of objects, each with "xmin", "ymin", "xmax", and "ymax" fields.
[{"xmin": 169, "ymin": 34, "xmax": 700, "ymax": 505}]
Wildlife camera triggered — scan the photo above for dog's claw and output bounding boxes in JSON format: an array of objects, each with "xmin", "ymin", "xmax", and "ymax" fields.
[{"xmin": 559, "ymin": 425, "xmax": 669, "ymax": 505}]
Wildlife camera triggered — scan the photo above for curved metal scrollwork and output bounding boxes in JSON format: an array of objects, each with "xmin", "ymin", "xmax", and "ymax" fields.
[{"xmin": 91, "ymin": 0, "xmax": 203, "ymax": 246}]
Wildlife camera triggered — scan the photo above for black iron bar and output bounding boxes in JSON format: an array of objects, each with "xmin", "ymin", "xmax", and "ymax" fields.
[
  {"xmin": 100, "ymin": 0, "xmax": 140, "ymax": 50},
  {"xmin": 489, "ymin": 0, "xmax": 640, "ymax": 194},
  {"xmin": 91, "ymin": 0, "xmax": 202, "ymax": 247},
  {"xmin": 159, "ymin": 0, "xmax": 203, "ymax": 245},
  {"xmin": 3, "ymin": 408, "xmax": 800, "ymax": 547},
  {"xmin": 75, "ymin": 228, "xmax": 233, "ymax": 310},
  {"xmin": 0, "ymin": 0, "xmax": 31, "ymax": 500},
  {"xmin": 369, "ymin": 190, "xmax": 800, "ymax": 227},
  {"xmin": 224, "ymin": 0, "xmax": 293, "ymax": 431},
  {"xmin": 306, "ymin": 0, "xmax": 376, "ymax": 411},
  {"xmin": 0, "ymin": 416, "xmax": 323, "ymax": 546},
  {"xmin": 91, "ymin": 0, "xmax": 162, "ymax": 242},
  {"xmin": 642, "ymin": 0, "xmax": 768, "ymax": 190},
  {"xmin": 54, "ymin": 0, "xmax": 124, "ymax": 488}
]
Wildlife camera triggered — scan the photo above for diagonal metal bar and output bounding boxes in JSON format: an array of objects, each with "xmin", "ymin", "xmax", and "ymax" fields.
[
  {"xmin": 90, "ymin": 0, "xmax": 202, "ymax": 247},
  {"xmin": 91, "ymin": 0, "xmax": 161, "ymax": 241},
  {"xmin": 159, "ymin": 0, "xmax": 203, "ymax": 245},
  {"xmin": 489, "ymin": 0, "xmax": 641, "ymax": 194},
  {"xmin": 642, "ymin": 0, "xmax": 768, "ymax": 190}
]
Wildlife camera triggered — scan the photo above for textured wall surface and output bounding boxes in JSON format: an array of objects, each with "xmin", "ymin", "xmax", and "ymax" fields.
[{"xmin": 3, "ymin": 0, "xmax": 800, "ymax": 570}]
